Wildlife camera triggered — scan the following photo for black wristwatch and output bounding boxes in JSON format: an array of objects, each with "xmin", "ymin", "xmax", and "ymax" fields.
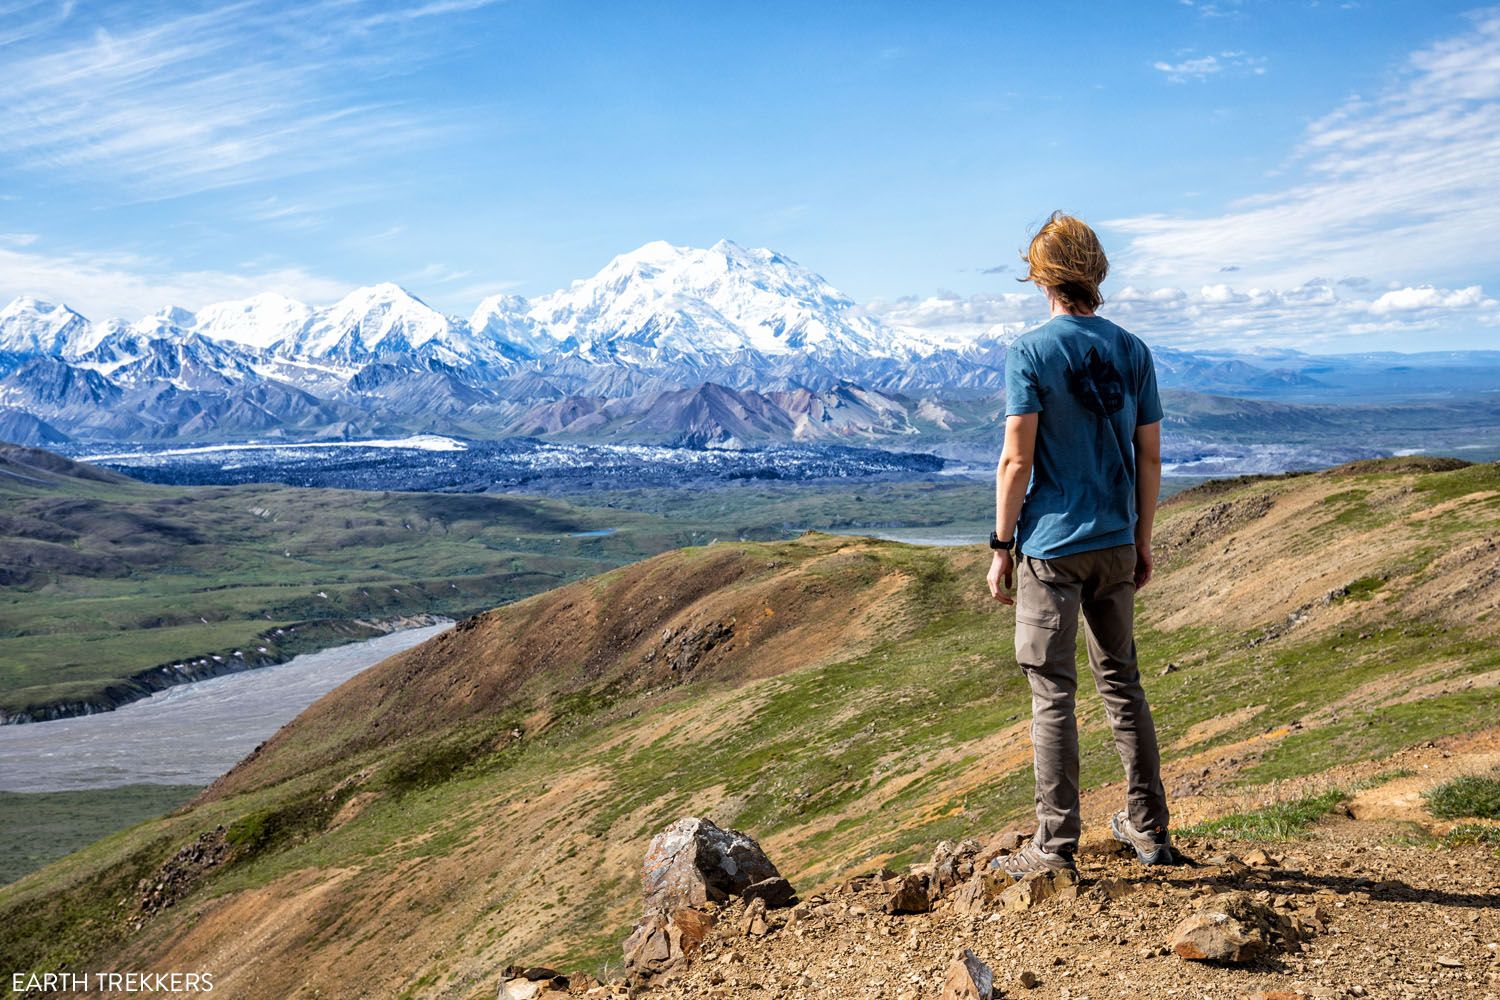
[{"xmin": 988, "ymin": 531, "xmax": 1015, "ymax": 552}]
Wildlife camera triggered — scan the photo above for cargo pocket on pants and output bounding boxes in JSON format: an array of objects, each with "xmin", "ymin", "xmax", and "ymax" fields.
[{"xmin": 1014, "ymin": 609, "xmax": 1064, "ymax": 669}]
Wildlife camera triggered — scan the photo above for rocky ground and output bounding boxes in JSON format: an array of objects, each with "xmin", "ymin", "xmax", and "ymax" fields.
[
  {"xmin": 641, "ymin": 827, "xmax": 1500, "ymax": 1000},
  {"xmin": 501, "ymin": 765, "xmax": 1500, "ymax": 1000}
]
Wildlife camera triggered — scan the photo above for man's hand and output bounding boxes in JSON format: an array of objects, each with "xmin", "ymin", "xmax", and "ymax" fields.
[
  {"xmin": 987, "ymin": 549, "xmax": 1015, "ymax": 604},
  {"xmin": 1134, "ymin": 542, "xmax": 1154, "ymax": 590}
]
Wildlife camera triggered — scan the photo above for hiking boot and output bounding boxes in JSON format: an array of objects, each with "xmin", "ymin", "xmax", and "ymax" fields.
[
  {"xmin": 1110, "ymin": 811, "xmax": 1175, "ymax": 865},
  {"xmin": 988, "ymin": 841, "xmax": 1077, "ymax": 879}
]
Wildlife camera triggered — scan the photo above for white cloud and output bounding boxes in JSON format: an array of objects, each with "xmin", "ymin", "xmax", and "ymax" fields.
[
  {"xmin": 860, "ymin": 291, "xmax": 1040, "ymax": 347},
  {"xmin": 1113, "ymin": 11, "xmax": 1500, "ymax": 292},
  {"xmin": 0, "ymin": 241, "xmax": 349, "ymax": 321},
  {"xmin": 868, "ymin": 278, "xmax": 1500, "ymax": 353},
  {"xmin": 1101, "ymin": 279, "xmax": 1499, "ymax": 350},
  {"xmin": 1153, "ymin": 50, "xmax": 1265, "ymax": 83},
  {"xmin": 1368, "ymin": 284, "xmax": 1488, "ymax": 313},
  {"xmin": 1153, "ymin": 55, "xmax": 1224, "ymax": 80},
  {"xmin": 1093, "ymin": 10, "xmax": 1500, "ymax": 349}
]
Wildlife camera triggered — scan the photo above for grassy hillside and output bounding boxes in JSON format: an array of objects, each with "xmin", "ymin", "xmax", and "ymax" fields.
[{"xmin": 2, "ymin": 458, "xmax": 1497, "ymax": 999}]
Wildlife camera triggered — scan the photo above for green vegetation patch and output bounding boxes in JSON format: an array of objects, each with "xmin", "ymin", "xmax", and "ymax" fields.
[
  {"xmin": 1331, "ymin": 575, "xmax": 1387, "ymax": 602},
  {"xmin": 1442, "ymin": 824, "xmax": 1500, "ymax": 852},
  {"xmin": 0, "ymin": 785, "xmax": 200, "ymax": 886},
  {"xmin": 1177, "ymin": 789, "xmax": 1349, "ymax": 841},
  {"xmin": 1424, "ymin": 772, "xmax": 1500, "ymax": 820}
]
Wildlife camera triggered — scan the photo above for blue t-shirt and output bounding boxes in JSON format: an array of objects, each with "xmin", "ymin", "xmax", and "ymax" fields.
[{"xmin": 1004, "ymin": 314, "xmax": 1163, "ymax": 560}]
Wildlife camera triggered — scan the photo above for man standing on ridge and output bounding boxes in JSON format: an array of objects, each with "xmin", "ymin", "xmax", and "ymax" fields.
[{"xmin": 986, "ymin": 211, "xmax": 1174, "ymax": 875}]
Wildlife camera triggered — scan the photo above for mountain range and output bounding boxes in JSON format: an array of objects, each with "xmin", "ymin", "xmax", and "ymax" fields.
[{"xmin": 2, "ymin": 239, "xmax": 1497, "ymax": 453}]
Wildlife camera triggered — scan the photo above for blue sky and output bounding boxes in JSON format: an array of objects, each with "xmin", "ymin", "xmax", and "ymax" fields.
[{"xmin": 1, "ymin": 0, "xmax": 1498, "ymax": 350}]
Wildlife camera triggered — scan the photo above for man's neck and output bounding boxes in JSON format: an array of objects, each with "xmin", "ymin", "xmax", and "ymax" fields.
[{"xmin": 1050, "ymin": 304, "xmax": 1097, "ymax": 318}]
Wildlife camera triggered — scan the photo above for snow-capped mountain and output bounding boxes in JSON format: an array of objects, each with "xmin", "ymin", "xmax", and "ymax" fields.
[
  {"xmin": 285, "ymin": 283, "xmax": 477, "ymax": 363},
  {"xmin": 193, "ymin": 293, "xmax": 315, "ymax": 351},
  {"xmin": 0, "ymin": 297, "xmax": 92, "ymax": 357},
  {"xmin": 470, "ymin": 294, "xmax": 573, "ymax": 359},
  {"xmin": 525, "ymin": 239, "xmax": 904, "ymax": 363},
  {"xmin": 0, "ymin": 238, "xmax": 1382, "ymax": 448}
]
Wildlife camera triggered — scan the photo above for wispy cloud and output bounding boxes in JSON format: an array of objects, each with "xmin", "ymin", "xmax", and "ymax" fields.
[
  {"xmin": 0, "ymin": 240, "xmax": 349, "ymax": 320},
  {"xmin": 1107, "ymin": 9, "xmax": 1500, "ymax": 346},
  {"xmin": 861, "ymin": 291, "xmax": 1039, "ymax": 347},
  {"xmin": 1103, "ymin": 280, "xmax": 1499, "ymax": 349},
  {"xmin": 0, "ymin": 0, "xmax": 498, "ymax": 199},
  {"xmin": 1152, "ymin": 50, "xmax": 1266, "ymax": 83},
  {"xmin": 1176, "ymin": 0, "xmax": 1244, "ymax": 18},
  {"xmin": 0, "ymin": 0, "xmax": 74, "ymax": 47}
]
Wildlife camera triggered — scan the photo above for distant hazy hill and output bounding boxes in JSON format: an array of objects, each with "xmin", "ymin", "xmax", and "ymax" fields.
[{"xmin": 4, "ymin": 457, "xmax": 1495, "ymax": 995}]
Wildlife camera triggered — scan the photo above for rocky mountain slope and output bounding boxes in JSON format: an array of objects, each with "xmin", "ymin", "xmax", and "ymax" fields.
[{"xmin": 1, "ymin": 458, "xmax": 1498, "ymax": 999}]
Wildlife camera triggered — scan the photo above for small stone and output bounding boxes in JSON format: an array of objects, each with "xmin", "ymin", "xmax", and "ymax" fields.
[
  {"xmin": 740, "ymin": 896, "xmax": 769, "ymax": 937},
  {"xmin": 884, "ymin": 874, "xmax": 932, "ymax": 915},
  {"xmin": 1436, "ymin": 956, "xmax": 1463, "ymax": 968},
  {"xmin": 499, "ymin": 980, "xmax": 541, "ymax": 1000},
  {"xmin": 941, "ymin": 947, "xmax": 995, "ymax": 1000},
  {"xmin": 951, "ymin": 871, "xmax": 1009, "ymax": 915},
  {"xmin": 742, "ymin": 875, "xmax": 798, "ymax": 908},
  {"xmin": 1017, "ymin": 968, "xmax": 1041, "ymax": 988},
  {"xmin": 1170, "ymin": 891, "xmax": 1294, "ymax": 964},
  {"xmin": 1000, "ymin": 869, "xmax": 1077, "ymax": 912}
]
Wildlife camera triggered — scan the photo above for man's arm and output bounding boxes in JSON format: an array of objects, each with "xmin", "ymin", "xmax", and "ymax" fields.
[
  {"xmin": 1133, "ymin": 420, "xmax": 1162, "ymax": 590},
  {"xmin": 988, "ymin": 413, "xmax": 1037, "ymax": 604}
]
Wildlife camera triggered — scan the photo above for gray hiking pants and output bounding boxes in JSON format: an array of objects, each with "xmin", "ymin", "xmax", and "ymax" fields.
[{"xmin": 1014, "ymin": 543, "xmax": 1169, "ymax": 856}]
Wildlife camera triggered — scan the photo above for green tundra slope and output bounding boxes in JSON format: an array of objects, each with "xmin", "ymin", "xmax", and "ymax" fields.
[{"xmin": 1, "ymin": 458, "xmax": 1496, "ymax": 1000}]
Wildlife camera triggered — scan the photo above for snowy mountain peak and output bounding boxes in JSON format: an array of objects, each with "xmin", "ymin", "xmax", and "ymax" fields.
[
  {"xmin": 529, "ymin": 239, "xmax": 899, "ymax": 361},
  {"xmin": 0, "ymin": 296, "xmax": 92, "ymax": 356},
  {"xmin": 471, "ymin": 293, "xmax": 571, "ymax": 359},
  {"xmin": 193, "ymin": 292, "xmax": 315, "ymax": 351},
  {"xmin": 156, "ymin": 306, "xmax": 198, "ymax": 327}
]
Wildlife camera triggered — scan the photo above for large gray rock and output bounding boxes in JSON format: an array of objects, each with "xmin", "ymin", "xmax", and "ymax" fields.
[
  {"xmin": 640, "ymin": 817, "xmax": 787, "ymax": 913},
  {"xmin": 625, "ymin": 817, "xmax": 793, "ymax": 983}
]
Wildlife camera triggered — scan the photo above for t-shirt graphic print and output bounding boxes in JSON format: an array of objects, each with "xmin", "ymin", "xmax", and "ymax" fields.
[{"xmin": 1065, "ymin": 346, "xmax": 1126, "ymax": 417}]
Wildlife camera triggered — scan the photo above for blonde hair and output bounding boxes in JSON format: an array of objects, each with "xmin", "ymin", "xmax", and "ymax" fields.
[{"xmin": 1020, "ymin": 211, "xmax": 1108, "ymax": 312}]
